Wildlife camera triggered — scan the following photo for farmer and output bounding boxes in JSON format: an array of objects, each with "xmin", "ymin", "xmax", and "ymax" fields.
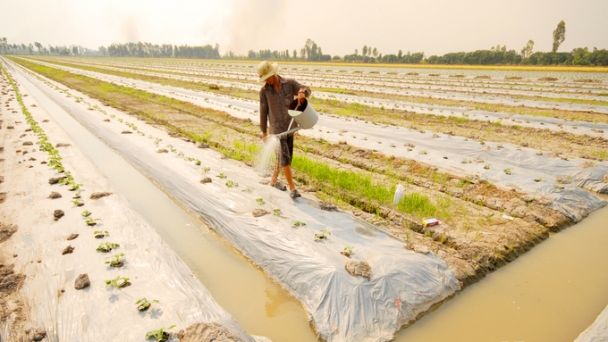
[{"xmin": 258, "ymin": 61, "xmax": 311, "ymax": 199}]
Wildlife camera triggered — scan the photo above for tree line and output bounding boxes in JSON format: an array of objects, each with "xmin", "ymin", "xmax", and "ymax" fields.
[
  {"xmin": 105, "ymin": 42, "xmax": 220, "ymax": 58},
  {"xmin": 1, "ymin": 20, "xmax": 607, "ymax": 65}
]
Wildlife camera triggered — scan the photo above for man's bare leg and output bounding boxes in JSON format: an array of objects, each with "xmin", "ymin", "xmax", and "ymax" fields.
[
  {"xmin": 284, "ymin": 165, "xmax": 296, "ymax": 191},
  {"xmin": 270, "ymin": 160, "xmax": 281, "ymax": 185}
]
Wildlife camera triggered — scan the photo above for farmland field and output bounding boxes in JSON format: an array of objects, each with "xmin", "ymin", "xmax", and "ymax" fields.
[
  {"xmin": 8, "ymin": 55, "xmax": 608, "ymax": 281},
  {"xmin": 2, "ymin": 55, "xmax": 608, "ymax": 341}
]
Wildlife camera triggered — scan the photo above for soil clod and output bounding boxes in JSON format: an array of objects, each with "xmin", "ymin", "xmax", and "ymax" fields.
[
  {"xmin": 53, "ymin": 210, "xmax": 65, "ymax": 220},
  {"xmin": 67, "ymin": 234, "xmax": 79, "ymax": 241},
  {"xmin": 200, "ymin": 177, "xmax": 212, "ymax": 184},
  {"xmin": 197, "ymin": 142, "xmax": 210, "ymax": 148},
  {"xmin": 0, "ymin": 224, "xmax": 18, "ymax": 243},
  {"xmin": 90, "ymin": 192, "xmax": 112, "ymax": 200},
  {"xmin": 49, "ymin": 176, "xmax": 67, "ymax": 185},
  {"xmin": 62, "ymin": 245, "xmax": 75, "ymax": 255},
  {"xmin": 0, "ymin": 264, "xmax": 25, "ymax": 293},
  {"xmin": 48, "ymin": 192, "xmax": 62, "ymax": 199},
  {"xmin": 345, "ymin": 260, "xmax": 371, "ymax": 280},
  {"xmin": 252, "ymin": 209, "xmax": 270, "ymax": 217},
  {"xmin": 22, "ymin": 141, "xmax": 33, "ymax": 146},
  {"xmin": 56, "ymin": 143, "xmax": 71, "ymax": 148},
  {"xmin": 74, "ymin": 274, "xmax": 90, "ymax": 290},
  {"xmin": 178, "ymin": 322, "xmax": 239, "ymax": 342},
  {"xmin": 320, "ymin": 202, "xmax": 338, "ymax": 211},
  {"xmin": 157, "ymin": 148, "xmax": 169, "ymax": 153}
]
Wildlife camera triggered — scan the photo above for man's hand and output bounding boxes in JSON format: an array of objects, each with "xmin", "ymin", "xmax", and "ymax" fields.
[
  {"xmin": 262, "ymin": 132, "xmax": 267, "ymax": 142},
  {"xmin": 297, "ymin": 91, "xmax": 305, "ymax": 106}
]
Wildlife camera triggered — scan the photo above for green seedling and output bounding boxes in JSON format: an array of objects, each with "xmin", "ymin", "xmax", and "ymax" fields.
[
  {"xmin": 554, "ymin": 184, "xmax": 565, "ymax": 190},
  {"xmin": 58, "ymin": 175, "xmax": 73, "ymax": 184},
  {"xmin": 73, "ymin": 190, "xmax": 82, "ymax": 199},
  {"xmin": 504, "ymin": 168, "xmax": 512, "ymax": 175},
  {"xmin": 341, "ymin": 246, "xmax": 354, "ymax": 257},
  {"xmin": 136, "ymin": 297, "xmax": 159, "ymax": 311},
  {"xmin": 256, "ymin": 198, "xmax": 265, "ymax": 206},
  {"xmin": 96, "ymin": 242, "xmax": 119, "ymax": 253},
  {"xmin": 218, "ymin": 173, "xmax": 227, "ymax": 179},
  {"xmin": 146, "ymin": 325, "xmax": 176, "ymax": 342},
  {"xmin": 93, "ymin": 230, "xmax": 109, "ymax": 238},
  {"xmin": 243, "ymin": 186, "xmax": 253, "ymax": 193},
  {"xmin": 105, "ymin": 276, "xmax": 130, "ymax": 288},
  {"xmin": 69, "ymin": 183, "xmax": 83, "ymax": 191},
  {"xmin": 72, "ymin": 199, "xmax": 84, "ymax": 207},
  {"xmin": 81, "ymin": 210, "xmax": 92, "ymax": 217},
  {"xmin": 293, "ymin": 221, "xmax": 306, "ymax": 227},
  {"xmin": 225, "ymin": 180, "xmax": 238, "ymax": 188},
  {"xmin": 315, "ymin": 229, "xmax": 331, "ymax": 241},
  {"xmin": 86, "ymin": 218, "xmax": 101, "ymax": 226},
  {"xmin": 195, "ymin": 159, "xmax": 201, "ymax": 166},
  {"xmin": 273, "ymin": 209, "xmax": 281, "ymax": 216},
  {"xmin": 202, "ymin": 166, "xmax": 210, "ymax": 173},
  {"xmin": 105, "ymin": 253, "xmax": 125, "ymax": 267}
]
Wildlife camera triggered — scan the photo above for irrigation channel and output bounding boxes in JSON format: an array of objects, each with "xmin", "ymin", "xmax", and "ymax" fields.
[
  {"xmin": 3, "ymin": 56, "xmax": 608, "ymax": 341},
  {"xmin": 393, "ymin": 201, "xmax": 608, "ymax": 342}
]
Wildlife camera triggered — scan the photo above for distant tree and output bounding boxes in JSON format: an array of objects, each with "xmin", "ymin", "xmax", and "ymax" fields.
[
  {"xmin": 293, "ymin": 49, "xmax": 297, "ymax": 59},
  {"xmin": 0, "ymin": 37, "xmax": 8, "ymax": 54},
  {"xmin": 398, "ymin": 50, "xmax": 402, "ymax": 59},
  {"xmin": 355, "ymin": 49, "xmax": 358, "ymax": 56},
  {"xmin": 520, "ymin": 40, "xmax": 534, "ymax": 59},
  {"xmin": 362, "ymin": 45, "xmax": 368, "ymax": 57},
  {"xmin": 34, "ymin": 42, "xmax": 43, "ymax": 53},
  {"xmin": 372, "ymin": 47, "xmax": 378, "ymax": 57},
  {"xmin": 28, "ymin": 43, "xmax": 33, "ymax": 54},
  {"xmin": 552, "ymin": 20, "xmax": 566, "ymax": 53}
]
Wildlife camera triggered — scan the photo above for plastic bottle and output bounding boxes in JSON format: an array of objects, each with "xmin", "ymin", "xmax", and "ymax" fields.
[{"xmin": 393, "ymin": 184, "xmax": 405, "ymax": 204}]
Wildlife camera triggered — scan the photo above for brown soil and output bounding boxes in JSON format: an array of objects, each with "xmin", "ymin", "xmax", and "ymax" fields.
[
  {"xmin": 90, "ymin": 191, "xmax": 112, "ymax": 200},
  {"xmin": 0, "ymin": 230, "xmax": 28, "ymax": 341},
  {"xmin": 178, "ymin": 322, "xmax": 240, "ymax": 342},
  {"xmin": 345, "ymin": 261, "xmax": 371, "ymax": 280}
]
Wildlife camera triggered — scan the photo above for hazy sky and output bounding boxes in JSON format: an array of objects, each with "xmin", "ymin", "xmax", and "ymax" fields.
[{"xmin": 1, "ymin": 0, "xmax": 607, "ymax": 57}]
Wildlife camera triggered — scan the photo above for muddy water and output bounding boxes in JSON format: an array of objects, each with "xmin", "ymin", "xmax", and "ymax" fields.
[
  {"xmin": 394, "ymin": 197, "xmax": 608, "ymax": 342},
  {"xmin": 13, "ymin": 68, "xmax": 318, "ymax": 341}
]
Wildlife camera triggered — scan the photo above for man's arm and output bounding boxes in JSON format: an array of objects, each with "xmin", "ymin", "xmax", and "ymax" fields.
[
  {"xmin": 290, "ymin": 79, "xmax": 311, "ymax": 98},
  {"xmin": 259, "ymin": 88, "xmax": 268, "ymax": 134}
]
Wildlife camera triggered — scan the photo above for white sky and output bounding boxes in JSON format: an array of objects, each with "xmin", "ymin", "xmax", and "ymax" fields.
[{"xmin": 1, "ymin": 0, "xmax": 607, "ymax": 57}]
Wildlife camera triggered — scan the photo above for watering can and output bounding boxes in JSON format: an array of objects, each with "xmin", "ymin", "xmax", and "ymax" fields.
[{"xmin": 275, "ymin": 98, "xmax": 319, "ymax": 138}]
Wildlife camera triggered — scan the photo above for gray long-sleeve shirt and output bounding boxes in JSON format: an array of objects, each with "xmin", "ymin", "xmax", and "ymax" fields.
[{"xmin": 259, "ymin": 76, "xmax": 311, "ymax": 136}]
